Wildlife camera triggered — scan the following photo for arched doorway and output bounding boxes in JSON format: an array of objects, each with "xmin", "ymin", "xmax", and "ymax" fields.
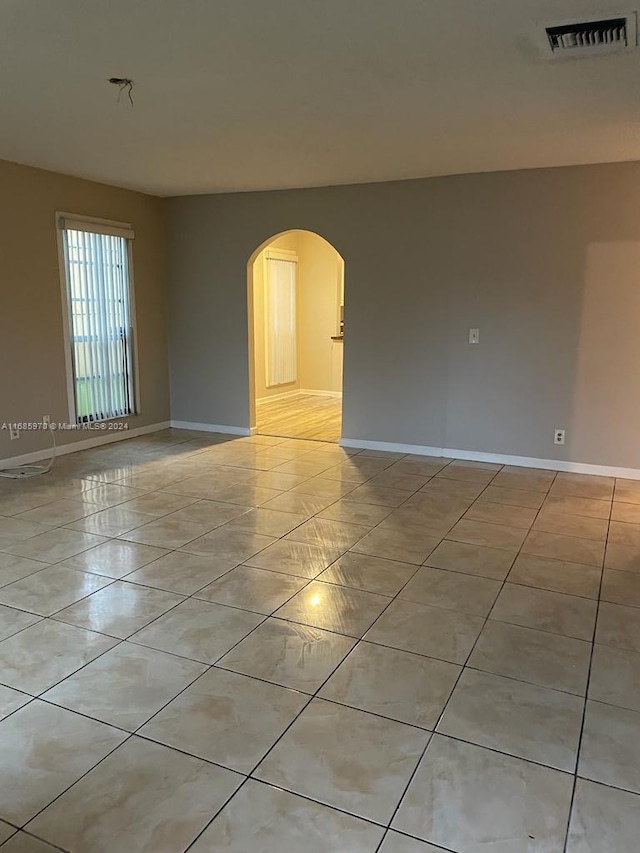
[{"xmin": 247, "ymin": 230, "xmax": 344, "ymax": 442}]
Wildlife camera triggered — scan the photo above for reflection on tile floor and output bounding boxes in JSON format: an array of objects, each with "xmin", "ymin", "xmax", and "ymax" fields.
[{"xmin": 0, "ymin": 429, "xmax": 638, "ymax": 851}]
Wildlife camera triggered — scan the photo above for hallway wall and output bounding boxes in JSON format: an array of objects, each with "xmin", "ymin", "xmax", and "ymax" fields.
[{"xmin": 297, "ymin": 230, "xmax": 342, "ymax": 394}]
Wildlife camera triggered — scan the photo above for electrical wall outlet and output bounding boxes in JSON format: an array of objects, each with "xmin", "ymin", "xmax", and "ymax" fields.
[
  {"xmin": 554, "ymin": 428, "xmax": 565, "ymax": 445},
  {"xmin": 43, "ymin": 415, "xmax": 51, "ymax": 425},
  {"xmin": 469, "ymin": 328, "xmax": 480, "ymax": 344},
  {"xmin": 9, "ymin": 427, "xmax": 19, "ymax": 440}
]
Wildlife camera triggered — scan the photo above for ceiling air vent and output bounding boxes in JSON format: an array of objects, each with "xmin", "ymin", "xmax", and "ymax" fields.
[{"xmin": 542, "ymin": 12, "xmax": 637, "ymax": 58}]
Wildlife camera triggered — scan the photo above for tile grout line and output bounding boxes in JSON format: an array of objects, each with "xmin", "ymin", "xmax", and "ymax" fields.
[
  {"xmin": 0, "ymin": 433, "xmax": 337, "ymax": 849},
  {"xmin": 174, "ymin": 445, "xmax": 423, "ymax": 850},
  {"xmin": 0, "ymin": 462, "xmax": 495, "ymax": 744},
  {"xmin": 0, "ymin": 441, "xmax": 381, "ymax": 650},
  {"xmin": 209, "ymin": 460, "xmax": 498, "ymax": 852},
  {"xmin": 179, "ymin": 461, "xmax": 452, "ymax": 850},
  {"xmin": 560, "ymin": 485, "xmax": 611, "ymax": 853},
  {"xmin": 378, "ymin": 465, "xmax": 576, "ymax": 849},
  {"xmin": 377, "ymin": 463, "xmax": 524, "ymax": 848},
  {"xmin": 0, "ymin": 437, "xmax": 632, "ymax": 851}
]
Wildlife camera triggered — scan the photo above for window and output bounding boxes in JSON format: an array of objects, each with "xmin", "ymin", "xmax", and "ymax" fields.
[
  {"xmin": 264, "ymin": 251, "xmax": 297, "ymax": 387},
  {"xmin": 58, "ymin": 214, "xmax": 137, "ymax": 423}
]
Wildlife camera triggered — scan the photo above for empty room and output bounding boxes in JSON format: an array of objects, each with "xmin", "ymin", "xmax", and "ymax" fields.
[{"xmin": 1, "ymin": 1, "xmax": 640, "ymax": 851}]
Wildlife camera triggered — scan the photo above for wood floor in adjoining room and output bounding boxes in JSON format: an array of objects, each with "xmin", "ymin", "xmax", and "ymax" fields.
[{"xmin": 256, "ymin": 393, "xmax": 342, "ymax": 442}]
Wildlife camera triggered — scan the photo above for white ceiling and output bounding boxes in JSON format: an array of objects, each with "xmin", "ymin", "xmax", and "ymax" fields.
[{"xmin": 3, "ymin": 0, "xmax": 640, "ymax": 196}]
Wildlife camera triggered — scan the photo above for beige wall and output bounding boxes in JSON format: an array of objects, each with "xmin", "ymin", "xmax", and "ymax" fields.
[
  {"xmin": 0, "ymin": 159, "xmax": 170, "ymax": 460},
  {"xmin": 297, "ymin": 230, "xmax": 342, "ymax": 393},
  {"xmin": 15, "ymin": 155, "xmax": 640, "ymax": 470},
  {"xmin": 6, "ymin": 154, "xmax": 640, "ymax": 470},
  {"xmin": 168, "ymin": 160, "xmax": 640, "ymax": 469},
  {"xmin": 252, "ymin": 230, "xmax": 342, "ymax": 401}
]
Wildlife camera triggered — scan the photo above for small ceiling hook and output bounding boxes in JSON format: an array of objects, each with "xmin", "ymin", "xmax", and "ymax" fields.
[{"xmin": 108, "ymin": 77, "xmax": 134, "ymax": 107}]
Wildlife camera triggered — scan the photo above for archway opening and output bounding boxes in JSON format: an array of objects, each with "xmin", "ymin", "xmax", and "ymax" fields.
[{"xmin": 247, "ymin": 230, "xmax": 344, "ymax": 442}]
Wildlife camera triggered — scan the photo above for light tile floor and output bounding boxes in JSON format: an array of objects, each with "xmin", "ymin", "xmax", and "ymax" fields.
[{"xmin": 0, "ymin": 429, "xmax": 639, "ymax": 851}]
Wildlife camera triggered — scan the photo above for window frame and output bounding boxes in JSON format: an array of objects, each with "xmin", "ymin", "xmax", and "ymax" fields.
[{"xmin": 56, "ymin": 211, "xmax": 141, "ymax": 426}]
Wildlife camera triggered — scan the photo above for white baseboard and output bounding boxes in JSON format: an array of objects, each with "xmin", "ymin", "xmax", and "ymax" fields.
[
  {"xmin": 341, "ymin": 438, "xmax": 442, "ymax": 456},
  {"xmin": 256, "ymin": 389, "xmax": 342, "ymax": 403},
  {"xmin": 0, "ymin": 421, "xmax": 171, "ymax": 470},
  {"xmin": 300, "ymin": 389, "xmax": 342, "ymax": 398},
  {"xmin": 340, "ymin": 437, "xmax": 640, "ymax": 480},
  {"xmin": 169, "ymin": 420, "xmax": 251, "ymax": 437},
  {"xmin": 256, "ymin": 390, "xmax": 301, "ymax": 404}
]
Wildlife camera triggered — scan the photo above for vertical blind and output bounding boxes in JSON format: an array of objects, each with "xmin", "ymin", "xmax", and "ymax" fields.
[
  {"xmin": 265, "ymin": 257, "xmax": 297, "ymax": 387},
  {"xmin": 62, "ymin": 226, "xmax": 135, "ymax": 422}
]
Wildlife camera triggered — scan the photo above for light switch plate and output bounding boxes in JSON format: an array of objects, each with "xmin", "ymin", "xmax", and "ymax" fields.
[{"xmin": 469, "ymin": 328, "xmax": 480, "ymax": 344}]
